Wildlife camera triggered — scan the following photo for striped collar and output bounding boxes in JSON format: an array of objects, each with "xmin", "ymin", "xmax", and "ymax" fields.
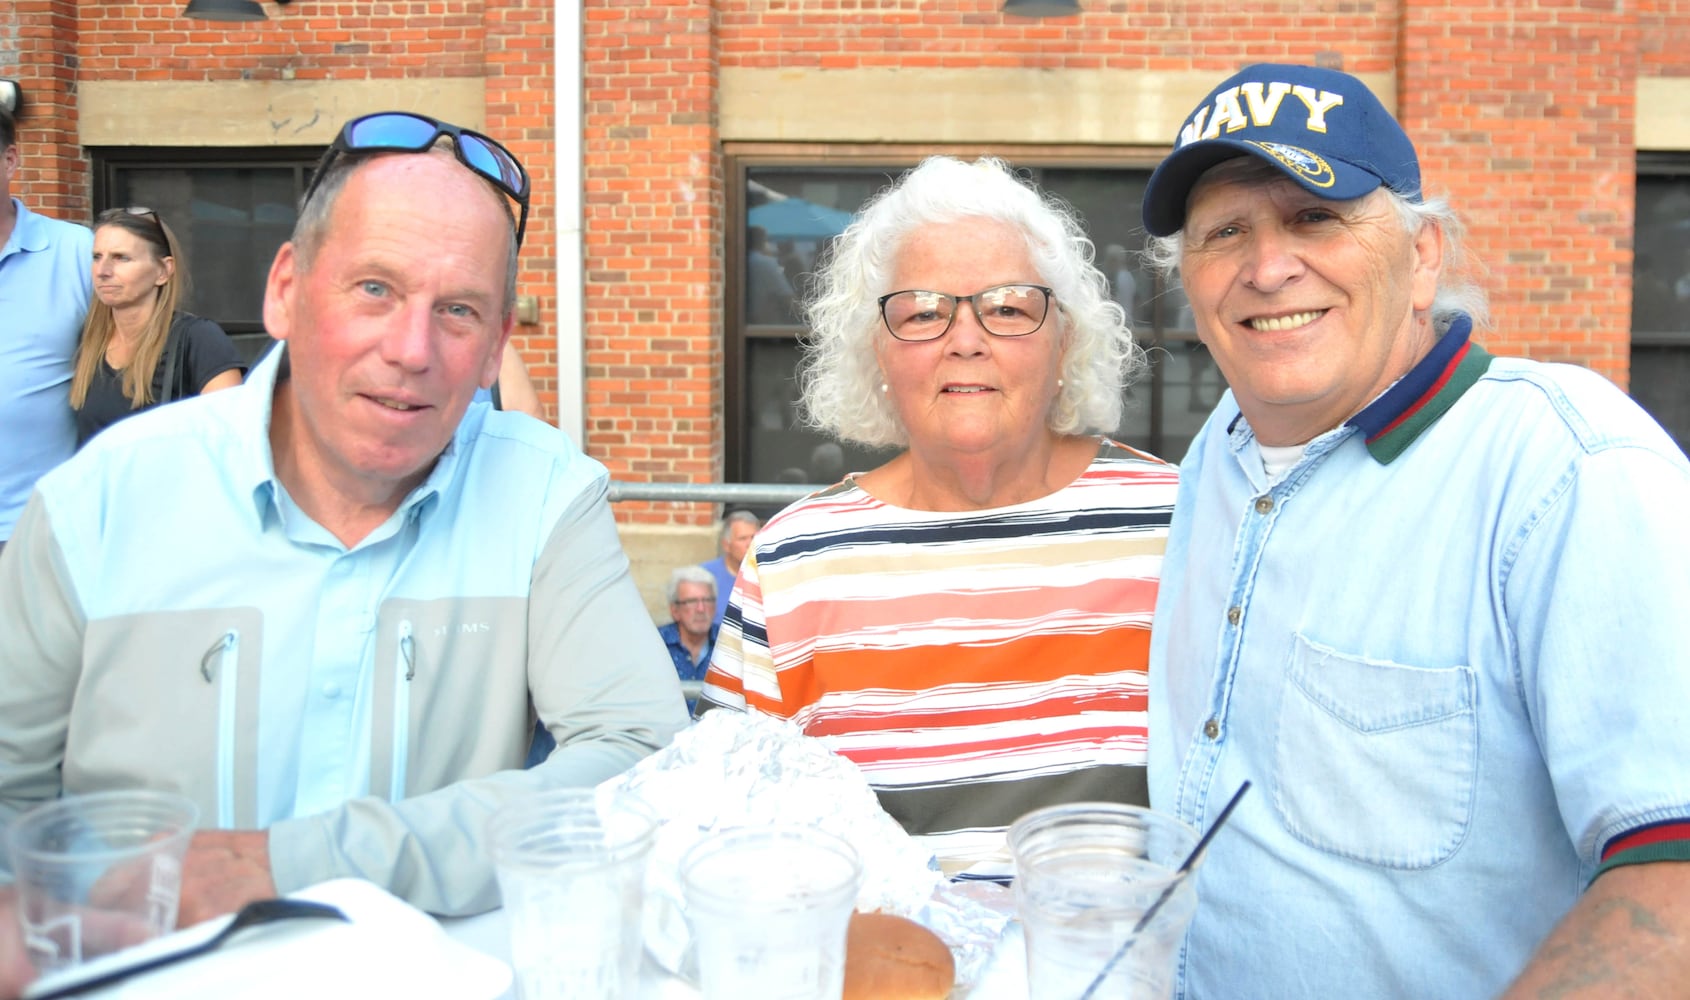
[{"xmin": 1345, "ymin": 313, "xmax": 1494, "ymax": 464}]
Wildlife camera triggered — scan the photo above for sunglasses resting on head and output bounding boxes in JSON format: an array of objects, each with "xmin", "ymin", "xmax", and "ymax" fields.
[
  {"xmin": 303, "ymin": 111, "xmax": 532, "ymax": 249},
  {"xmin": 96, "ymin": 206, "xmax": 169, "ymax": 247}
]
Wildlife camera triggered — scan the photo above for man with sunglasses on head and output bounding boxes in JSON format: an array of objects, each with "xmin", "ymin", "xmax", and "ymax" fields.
[
  {"xmin": 0, "ymin": 103, "xmax": 94, "ymax": 558},
  {"xmin": 0, "ymin": 112, "xmax": 690, "ymax": 932}
]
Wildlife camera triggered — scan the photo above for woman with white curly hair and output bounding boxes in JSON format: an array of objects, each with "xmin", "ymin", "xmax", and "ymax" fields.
[{"xmin": 699, "ymin": 156, "xmax": 1178, "ymax": 876}]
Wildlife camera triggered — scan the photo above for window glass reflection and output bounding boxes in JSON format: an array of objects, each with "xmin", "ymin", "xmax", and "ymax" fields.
[
  {"xmin": 1630, "ymin": 168, "xmax": 1690, "ymax": 455},
  {"xmin": 744, "ymin": 338, "xmax": 897, "ymax": 489}
]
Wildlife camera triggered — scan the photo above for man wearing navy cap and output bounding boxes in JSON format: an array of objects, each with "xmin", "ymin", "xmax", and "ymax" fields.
[{"xmin": 1144, "ymin": 64, "xmax": 1690, "ymax": 997}]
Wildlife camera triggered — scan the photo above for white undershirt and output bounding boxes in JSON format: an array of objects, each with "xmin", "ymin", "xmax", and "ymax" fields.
[{"xmin": 1259, "ymin": 442, "xmax": 1308, "ymax": 482}]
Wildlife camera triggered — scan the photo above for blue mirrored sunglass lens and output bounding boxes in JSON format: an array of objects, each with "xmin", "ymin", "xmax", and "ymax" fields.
[
  {"xmin": 459, "ymin": 136, "xmax": 525, "ymax": 193},
  {"xmin": 345, "ymin": 114, "xmax": 440, "ymax": 149}
]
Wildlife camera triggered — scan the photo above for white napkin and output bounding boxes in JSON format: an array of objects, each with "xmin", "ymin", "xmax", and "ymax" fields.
[
  {"xmin": 23, "ymin": 879, "xmax": 512, "ymax": 1000},
  {"xmin": 601, "ymin": 710, "xmax": 1010, "ymax": 987}
]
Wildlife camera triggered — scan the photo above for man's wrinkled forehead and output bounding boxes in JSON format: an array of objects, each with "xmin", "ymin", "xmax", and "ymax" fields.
[{"xmin": 1177, "ymin": 81, "xmax": 1347, "ymax": 149}]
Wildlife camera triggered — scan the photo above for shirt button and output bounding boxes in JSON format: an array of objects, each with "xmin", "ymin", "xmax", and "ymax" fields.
[
  {"xmin": 1254, "ymin": 495, "xmax": 1274, "ymax": 514},
  {"xmin": 322, "ymin": 682, "xmax": 342, "ymax": 700},
  {"xmin": 1204, "ymin": 718, "xmax": 1221, "ymax": 739},
  {"xmin": 1227, "ymin": 606, "xmax": 1242, "ymax": 626}
]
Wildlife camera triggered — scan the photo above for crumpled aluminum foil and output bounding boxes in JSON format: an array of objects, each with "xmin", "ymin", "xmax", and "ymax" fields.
[{"xmin": 599, "ymin": 709, "xmax": 1012, "ymax": 987}]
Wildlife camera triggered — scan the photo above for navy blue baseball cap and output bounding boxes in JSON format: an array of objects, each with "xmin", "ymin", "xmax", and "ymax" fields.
[{"xmin": 1142, "ymin": 63, "xmax": 1421, "ymax": 237}]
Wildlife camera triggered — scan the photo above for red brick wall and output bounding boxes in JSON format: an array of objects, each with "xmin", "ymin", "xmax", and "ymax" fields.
[
  {"xmin": 1638, "ymin": 0, "xmax": 1690, "ymax": 78},
  {"xmin": 484, "ymin": 0, "xmax": 558, "ymax": 412},
  {"xmin": 716, "ymin": 0, "xmax": 1400, "ymax": 70},
  {"xmin": 1403, "ymin": 1, "xmax": 1638, "ymax": 387},
  {"xmin": 5, "ymin": 1, "xmax": 83, "ymax": 220},
  {"xmin": 74, "ymin": 2, "xmax": 487, "ymax": 80},
  {"xmin": 582, "ymin": 0, "xmax": 722, "ymax": 524}
]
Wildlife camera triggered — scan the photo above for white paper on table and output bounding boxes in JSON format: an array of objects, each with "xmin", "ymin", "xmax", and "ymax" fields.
[
  {"xmin": 600, "ymin": 710, "xmax": 1011, "ymax": 988},
  {"xmin": 22, "ymin": 878, "xmax": 512, "ymax": 1000}
]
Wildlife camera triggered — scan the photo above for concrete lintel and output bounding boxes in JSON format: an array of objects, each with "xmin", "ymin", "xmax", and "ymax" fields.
[
  {"xmin": 721, "ymin": 68, "xmax": 1396, "ymax": 148},
  {"xmin": 80, "ymin": 78, "xmax": 488, "ymax": 147},
  {"xmin": 1638, "ymin": 77, "xmax": 1690, "ymax": 152}
]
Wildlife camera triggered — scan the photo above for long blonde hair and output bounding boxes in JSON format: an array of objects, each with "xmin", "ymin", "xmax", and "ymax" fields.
[{"xmin": 70, "ymin": 208, "xmax": 186, "ymax": 409}]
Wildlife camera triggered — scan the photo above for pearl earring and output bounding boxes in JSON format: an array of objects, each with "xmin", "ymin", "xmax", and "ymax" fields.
[
  {"xmin": 1056, "ymin": 379, "xmax": 1065, "ymax": 388},
  {"xmin": 880, "ymin": 383, "xmax": 889, "ymax": 394}
]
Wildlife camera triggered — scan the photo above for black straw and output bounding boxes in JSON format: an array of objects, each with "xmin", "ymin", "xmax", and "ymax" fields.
[{"xmin": 1077, "ymin": 780, "xmax": 1252, "ymax": 1000}]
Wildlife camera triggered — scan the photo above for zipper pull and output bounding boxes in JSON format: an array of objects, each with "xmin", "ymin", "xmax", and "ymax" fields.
[
  {"xmin": 199, "ymin": 630, "xmax": 235, "ymax": 683},
  {"xmin": 400, "ymin": 625, "xmax": 416, "ymax": 682}
]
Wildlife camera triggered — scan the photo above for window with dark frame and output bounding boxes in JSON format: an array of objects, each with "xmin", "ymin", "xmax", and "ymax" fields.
[
  {"xmin": 92, "ymin": 147, "xmax": 323, "ymax": 365},
  {"xmin": 1630, "ymin": 157, "xmax": 1690, "ymax": 456},
  {"xmin": 725, "ymin": 153, "xmax": 1226, "ymax": 487}
]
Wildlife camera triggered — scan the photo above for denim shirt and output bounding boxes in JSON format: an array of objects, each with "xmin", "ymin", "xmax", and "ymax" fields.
[{"xmin": 1150, "ymin": 319, "xmax": 1690, "ymax": 999}]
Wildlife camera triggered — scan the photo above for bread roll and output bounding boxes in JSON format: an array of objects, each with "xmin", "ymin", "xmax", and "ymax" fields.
[{"xmin": 842, "ymin": 910, "xmax": 955, "ymax": 1000}]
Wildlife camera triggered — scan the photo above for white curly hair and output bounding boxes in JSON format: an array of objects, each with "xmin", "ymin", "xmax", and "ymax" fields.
[{"xmin": 797, "ymin": 156, "xmax": 1144, "ymax": 449}]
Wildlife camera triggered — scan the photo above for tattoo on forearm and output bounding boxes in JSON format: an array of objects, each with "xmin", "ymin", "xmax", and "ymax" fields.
[{"xmin": 1533, "ymin": 897, "xmax": 1673, "ymax": 1000}]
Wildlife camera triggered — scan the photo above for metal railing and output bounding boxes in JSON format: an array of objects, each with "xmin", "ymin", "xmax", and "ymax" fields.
[{"xmin": 606, "ymin": 481, "xmax": 820, "ymax": 506}]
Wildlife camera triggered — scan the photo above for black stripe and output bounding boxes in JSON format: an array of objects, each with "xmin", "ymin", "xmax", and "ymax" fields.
[
  {"xmin": 760, "ymin": 506, "xmax": 1172, "ymax": 565},
  {"xmin": 873, "ymin": 764, "xmax": 1149, "ymax": 837}
]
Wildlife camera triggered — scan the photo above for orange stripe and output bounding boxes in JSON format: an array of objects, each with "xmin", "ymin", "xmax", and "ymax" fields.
[{"xmin": 809, "ymin": 627, "xmax": 1148, "ymax": 692}]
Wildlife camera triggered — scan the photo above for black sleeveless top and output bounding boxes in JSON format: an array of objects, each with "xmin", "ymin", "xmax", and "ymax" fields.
[{"xmin": 74, "ymin": 312, "xmax": 245, "ymax": 448}]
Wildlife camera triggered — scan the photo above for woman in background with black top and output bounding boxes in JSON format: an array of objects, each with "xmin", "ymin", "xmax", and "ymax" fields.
[{"xmin": 70, "ymin": 207, "xmax": 244, "ymax": 447}]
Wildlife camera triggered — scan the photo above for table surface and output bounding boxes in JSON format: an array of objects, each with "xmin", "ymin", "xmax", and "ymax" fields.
[{"xmin": 439, "ymin": 907, "xmax": 1029, "ymax": 1000}]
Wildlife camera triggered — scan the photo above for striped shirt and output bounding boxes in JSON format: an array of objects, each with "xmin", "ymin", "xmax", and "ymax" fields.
[{"xmin": 699, "ymin": 438, "xmax": 1176, "ymax": 874}]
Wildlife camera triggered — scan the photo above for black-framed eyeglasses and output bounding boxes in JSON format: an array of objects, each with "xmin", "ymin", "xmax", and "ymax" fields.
[
  {"xmin": 672, "ymin": 597, "xmax": 714, "ymax": 609},
  {"xmin": 302, "ymin": 111, "xmax": 531, "ymax": 249},
  {"xmin": 877, "ymin": 283, "xmax": 1054, "ymax": 342}
]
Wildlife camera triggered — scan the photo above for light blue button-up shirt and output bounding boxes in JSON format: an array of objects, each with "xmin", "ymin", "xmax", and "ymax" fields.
[
  {"xmin": 259, "ymin": 434, "xmax": 415, "ymax": 823},
  {"xmin": 0, "ymin": 199, "xmax": 92, "ymax": 540},
  {"xmin": 1150, "ymin": 319, "xmax": 1690, "ymax": 998}
]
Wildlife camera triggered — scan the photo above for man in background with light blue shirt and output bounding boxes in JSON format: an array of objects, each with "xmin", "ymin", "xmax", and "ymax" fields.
[
  {"xmin": 1144, "ymin": 64, "xmax": 1690, "ymax": 998},
  {"xmin": 0, "ymin": 104, "xmax": 93, "ymax": 555},
  {"xmin": 703, "ymin": 508, "xmax": 759, "ymax": 628},
  {"xmin": 0, "ymin": 112, "xmax": 689, "ymax": 945}
]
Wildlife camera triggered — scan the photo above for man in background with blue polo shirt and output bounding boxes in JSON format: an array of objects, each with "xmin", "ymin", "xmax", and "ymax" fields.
[
  {"xmin": 703, "ymin": 509, "xmax": 759, "ymax": 628},
  {"xmin": 1144, "ymin": 64, "xmax": 1690, "ymax": 998},
  {"xmin": 0, "ymin": 104, "xmax": 93, "ymax": 556}
]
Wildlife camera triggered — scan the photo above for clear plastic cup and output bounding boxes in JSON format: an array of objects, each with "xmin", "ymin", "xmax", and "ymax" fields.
[
  {"xmin": 1008, "ymin": 802, "xmax": 1201, "ymax": 1000},
  {"xmin": 488, "ymin": 789, "xmax": 659, "ymax": 1000},
  {"xmin": 681, "ymin": 825, "xmax": 862, "ymax": 1000},
  {"xmin": 5, "ymin": 789, "xmax": 199, "ymax": 977}
]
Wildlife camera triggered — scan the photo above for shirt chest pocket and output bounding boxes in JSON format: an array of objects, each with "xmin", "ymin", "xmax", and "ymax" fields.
[{"xmin": 1272, "ymin": 635, "xmax": 1478, "ymax": 870}]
